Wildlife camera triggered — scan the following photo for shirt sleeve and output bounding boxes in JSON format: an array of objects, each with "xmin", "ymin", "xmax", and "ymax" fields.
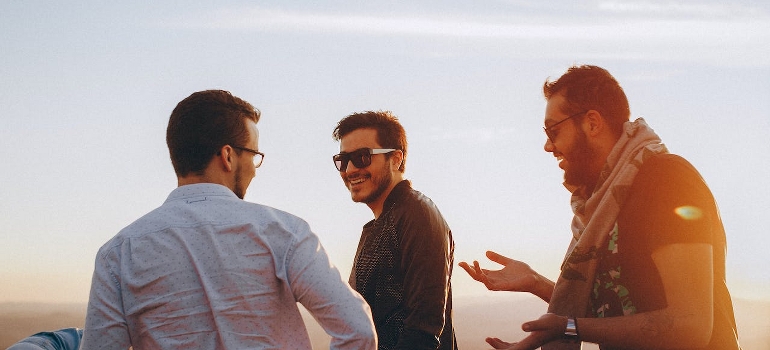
[
  {"xmin": 287, "ymin": 220, "xmax": 377, "ymax": 350},
  {"xmin": 631, "ymin": 154, "xmax": 718, "ymax": 249},
  {"xmin": 395, "ymin": 199, "xmax": 452, "ymax": 349},
  {"xmin": 81, "ymin": 247, "xmax": 132, "ymax": 349}
]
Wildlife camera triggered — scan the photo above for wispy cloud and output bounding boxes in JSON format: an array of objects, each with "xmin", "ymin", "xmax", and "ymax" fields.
[
  {"xmin": 427, "ymin": 126, "xmax": 519, "ymax": 145},
  {"xmin": 186, "ymin": 7, "xmax": 543, "ymax": 38},
  {"xmin": 598, "ymin": 1, "xmax": 766, "ymax": 19},
  {"xmin": 167, "ymin": 5, "xmax": 769, "ymax": 41},
  {"xmin": 159, "ymin": 5, "xmax": 770, "ymax": 67}
]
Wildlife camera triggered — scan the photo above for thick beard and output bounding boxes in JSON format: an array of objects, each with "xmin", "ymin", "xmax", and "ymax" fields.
[
  {"xmin": 359, "ymin": 161, "xmax": 393, "ymax": 204},
  {"xmin": 564, "ymin": 130, "xmax": 599, "ymax": 190}
]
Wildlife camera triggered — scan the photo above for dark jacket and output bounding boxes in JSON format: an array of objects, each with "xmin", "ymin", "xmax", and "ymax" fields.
[{"xmin": 350, "ymin": 180, "xmax": 457, "ymax": 350}]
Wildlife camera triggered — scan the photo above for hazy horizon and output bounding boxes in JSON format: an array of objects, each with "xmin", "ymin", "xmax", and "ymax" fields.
[{"xmin": 3, "ymin": 294, "xmax": 768, "ymax": 349}]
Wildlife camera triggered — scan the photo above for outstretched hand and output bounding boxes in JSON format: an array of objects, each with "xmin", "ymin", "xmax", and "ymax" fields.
[
  {"xmin": 458, "ymin": 251, "xmax": 540, "ymax": 293},
  {"xmin": 486, "ymin": 337, "xmax": 515, "ymax": 349},
  {"xmin": 484, "ymin": 313, "xmax": 569, "ymax": 350}
]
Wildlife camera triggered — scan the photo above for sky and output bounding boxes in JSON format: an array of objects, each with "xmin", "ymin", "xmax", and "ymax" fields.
[{"xmin": 1, "ymin": 1, "xmax": 769, "ymax": 305}]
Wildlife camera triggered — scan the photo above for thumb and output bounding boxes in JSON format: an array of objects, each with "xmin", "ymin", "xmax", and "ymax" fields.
[
  {"xmin": 522, "ymin": 315, "xmax": 556, "ymax": 332},
  {"xmin": 521, "ymin": 313, "xmax": 567, "ymax": 332},
  {"xmin": 486, "ymin": 250, "xmax": 512, "ymax": 265}
]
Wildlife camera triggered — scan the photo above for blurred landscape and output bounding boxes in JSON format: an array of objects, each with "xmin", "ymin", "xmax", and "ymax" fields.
[{"xmin": 2, "ymin": 294, "xmax": 767, "ymax": 349}]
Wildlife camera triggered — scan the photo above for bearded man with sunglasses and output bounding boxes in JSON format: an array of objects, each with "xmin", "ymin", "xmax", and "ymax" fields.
[
  {"xmin": 460, "ymin": 65, "xmax": 740, "ymax": 349},
  {"xmin": 332, "ymin": 111, "xmax": 457, "ymax": 350},
  {"xmin": 82, "ymin": 90, "xmax": 376, "ymax": 350}
]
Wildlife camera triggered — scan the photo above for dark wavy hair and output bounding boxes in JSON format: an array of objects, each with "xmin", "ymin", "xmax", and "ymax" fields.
[
  {"xmin": 544, "ymin": 65, "xmax": 630, "ymax": 138},
  {"xmin": 166, "ymin": 90, "xmax": 260, "ymax": 177},
  {"xmin": 332, "ymin": 110, "xmax": 408, "ymax": 172}
]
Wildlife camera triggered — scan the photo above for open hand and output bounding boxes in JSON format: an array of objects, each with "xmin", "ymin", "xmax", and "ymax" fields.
[
  {"xmin": 485, "ymin": 313, "xmax": 569, "ymax": 350},
  {"xmin": 486, "ymin": 337, "xmax": 515, "ymax": 349},
  {"xmin": 458, "ymin": 251, "xmax": 539, "ymax": 293}
]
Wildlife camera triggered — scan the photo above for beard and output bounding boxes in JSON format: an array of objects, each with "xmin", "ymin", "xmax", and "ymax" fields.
[
  {"xmin": 360, "ymin": 163, "xmax": 393, "ymax": 204},
  {"xmin": 233, "ymin": 163, "xmax": 247, "ymax": 199},
  {"xmin": 347, "ymin": 158, "xmax": 394, "ymax": 204},
  {"xmin": 564, "ymin": 130, "xmax": 600, "ymax": 190}
]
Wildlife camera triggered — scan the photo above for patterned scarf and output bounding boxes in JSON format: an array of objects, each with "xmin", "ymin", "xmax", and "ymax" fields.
[{"xmin": 543, "ymin": 118, "xmax": 668, "ymax": 349}]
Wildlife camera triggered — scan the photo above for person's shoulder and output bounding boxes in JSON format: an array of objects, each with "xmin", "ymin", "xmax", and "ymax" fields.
[
  {"xmin": 642, "ymin": 153, "xmax": 695, "ymax": 169},
  {"xmin": 636, "ymin": 153, "xmax": 704, "ymax": 183},
  {"xmin": 96, "ymin": 206, "xmax": 164, "ymax": 255},
  {"xmin": 395, "ymin": 184, "xmax": 451, "ymax": 229},
  {"xmin": 400, "ymin": 185, "xmax": 442, "ymax": 213},
  {"xmin": 632, "ymin": 153, "xmax": 714, "ymax": 202},
  {"xmin": 237, "ymin": 201, "xmax": 316, "ymax": 238},
  {"xmin": 391, "ymin": 180, "xmax": 433, "ymax": 205}
]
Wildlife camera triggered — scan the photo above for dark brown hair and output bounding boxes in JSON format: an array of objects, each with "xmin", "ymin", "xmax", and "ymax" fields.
[
  {"xmin": 544, "ymin": 65, "xmax": 630, "ymax": 138},
  {"xmin": 332, "ymin": 110, "xmax": 408, "ymax": 172},
  {"xmin": 166, "ymin": 90, "xmax": 260, "ymax": 177}
]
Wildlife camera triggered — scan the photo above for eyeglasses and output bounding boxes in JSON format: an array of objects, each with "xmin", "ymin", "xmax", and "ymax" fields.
[
  {"xmin": 333, "ymin": 148, "xmax": 397, "ymax": 172},
  {"xmin": 232, "ymin": 145, "xmax": 265, "ymax": 168},
  {"xmin": 543, "ymin": 110, "xmax": 587, "ymax": 143}
]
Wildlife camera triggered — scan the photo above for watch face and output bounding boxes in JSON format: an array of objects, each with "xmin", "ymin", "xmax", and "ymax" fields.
[{"xmin": 565, "ymin": 318, "xmax": 578, "ymax": 337}]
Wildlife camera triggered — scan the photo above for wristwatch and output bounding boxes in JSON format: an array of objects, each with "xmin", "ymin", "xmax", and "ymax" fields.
[{"xmin": 565, "ymin": 317, "xmax": 579, "ymax": 339}]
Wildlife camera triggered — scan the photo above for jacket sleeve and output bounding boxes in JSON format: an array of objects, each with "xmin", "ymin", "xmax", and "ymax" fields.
[{"xmin": 395, "ymin": 199, "xmax": 453, "ymax": 349}]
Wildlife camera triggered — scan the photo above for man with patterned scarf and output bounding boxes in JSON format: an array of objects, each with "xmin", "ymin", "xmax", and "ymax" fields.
[{"xmin": 460, "ymin": 65, "xmax": 740, "ymax": 349}]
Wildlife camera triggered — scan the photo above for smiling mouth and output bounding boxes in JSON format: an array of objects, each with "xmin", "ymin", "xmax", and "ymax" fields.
[
  {"xmin": 348, "ymin": 175, "xmax": 369, "ymax": 186},
  {"xmin": 556, "ymin": 155, "xmax": 566, "ymax": 169}
]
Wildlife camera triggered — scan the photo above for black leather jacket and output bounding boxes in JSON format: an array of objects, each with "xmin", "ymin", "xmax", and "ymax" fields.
[{"xmin": 350, "ymin": 180, "xmax": 457, "ymax": 350}]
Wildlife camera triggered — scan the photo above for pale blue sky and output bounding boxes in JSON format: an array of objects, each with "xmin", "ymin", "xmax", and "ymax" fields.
[{"xmin": 1, "ymin": 1, "xmax": 769, "ymax": 304}]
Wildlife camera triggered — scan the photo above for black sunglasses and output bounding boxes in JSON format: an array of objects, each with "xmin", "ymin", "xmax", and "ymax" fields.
[
  {"xmin": 333, "ymin": 148, "xmax": 397, "ymax": 172},
  {"xmin": 543, "ymin": 110, "xmax": 588, "ymax": 143}
]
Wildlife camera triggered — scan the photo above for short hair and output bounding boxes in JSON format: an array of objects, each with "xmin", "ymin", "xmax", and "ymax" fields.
[
  {"xmin": 543, "ymin": 65, "xmax": 630, "ymax": 138},
  {"xmin": 166, "ymin": 90, "xmax": 261, "ymax": 177},
  {"xmin": 332, "ymin": 110, "xmax": 408, "ymax": 172}
]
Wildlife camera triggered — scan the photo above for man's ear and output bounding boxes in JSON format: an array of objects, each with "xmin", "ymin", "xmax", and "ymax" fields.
[
  {"xmin": 392, "ymin": 150, "xmax": 404, "ymax": 170},
  {"xmin": 218, "ymin": 145, "xmax": 235, "ymax": 172},
  {"xmin": 583, "ymin": 110, "xmax": 605, "ymax": 137}
]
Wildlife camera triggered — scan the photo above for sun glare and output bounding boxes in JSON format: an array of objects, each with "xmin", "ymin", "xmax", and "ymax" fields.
[{"xmin": 675, "ymin": 206, "xmax": 703, "ymax": 220}]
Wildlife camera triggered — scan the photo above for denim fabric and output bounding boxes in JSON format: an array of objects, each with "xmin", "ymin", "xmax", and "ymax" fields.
[{"xmin": 7, "ymin": 328, "xmax": 83, "ymax": 350}]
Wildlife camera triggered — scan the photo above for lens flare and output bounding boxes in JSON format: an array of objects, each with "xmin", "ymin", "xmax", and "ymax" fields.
[{"xmin": 675, "ymin": 206, "xmax": 703, "ymax": 220}]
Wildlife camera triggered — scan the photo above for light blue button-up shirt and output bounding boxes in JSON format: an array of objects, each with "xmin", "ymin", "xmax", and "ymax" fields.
[{"xmin": 82, "ymin": 183, "xmax": 376, "ymax": 349}]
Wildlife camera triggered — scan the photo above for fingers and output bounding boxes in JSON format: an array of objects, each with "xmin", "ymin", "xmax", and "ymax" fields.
[
  {"xmin": 458, "ymin": 261, "xmax": 485, "ymax": 282},
  {"xmin": 458, "ymin": 262, "xmax": 476, "ymax": 277},
  {"xmin": 473, "ymin": 260, "xmax": 483, "ymax": 274},
  {"xmin": 485, "ymin": 337, "xmax": 513, "ymax": 349},
  {"xmin": 473, "ymin": 261, "xmax": 492, "ymax": 285},
  {"xmin": 507, "ymin": 333, "xmax": 543, "ymax": 350},
  {"xmin": 459, "ymin": 260, "xmax": 496, "ymax": 291}
]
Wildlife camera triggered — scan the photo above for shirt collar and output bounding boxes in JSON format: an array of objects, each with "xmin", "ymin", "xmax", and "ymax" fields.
[{"xmin": 165, "ymin": 183, "xmax": 239, "ymax": 203}]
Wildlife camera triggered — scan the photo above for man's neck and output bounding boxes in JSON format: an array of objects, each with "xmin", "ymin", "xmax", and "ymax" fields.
[
  {"xmin": 368, "ymin": 177, "xmax": 404, "ymax": 219},
  {"xmin": 178, "ymin": 172, "xmax": 231, "ymax": 189}
]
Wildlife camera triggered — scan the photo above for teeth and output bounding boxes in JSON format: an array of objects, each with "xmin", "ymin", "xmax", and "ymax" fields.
[{"xmin": 350, "ymin": 178, "xmax": 366, "ymax": 185}]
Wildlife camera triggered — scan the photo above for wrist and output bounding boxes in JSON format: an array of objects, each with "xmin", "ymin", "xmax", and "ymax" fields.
[{"xmin": 531, "ymin": 274, "xmax": 554, "ymax": 302}]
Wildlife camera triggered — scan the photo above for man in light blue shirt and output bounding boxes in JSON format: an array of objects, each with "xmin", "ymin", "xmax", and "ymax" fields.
[{"xmin": 81, "ymin": 90, "xmax": 377, "ymax": 349}]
